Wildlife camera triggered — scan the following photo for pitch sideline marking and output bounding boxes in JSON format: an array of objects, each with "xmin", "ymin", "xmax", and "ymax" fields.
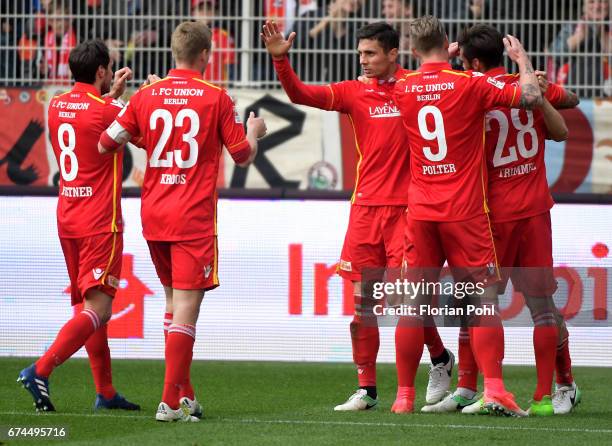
[{"xmin": 1, "ymin": 411, "xmax": 611, "ymax": 434}]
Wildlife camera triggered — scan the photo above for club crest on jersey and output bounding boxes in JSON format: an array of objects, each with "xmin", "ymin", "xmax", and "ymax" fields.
[
  {"xmin": 92, "ymin": 268, "xmax": 104, "ymax": 280},
  {"xmin": 368, "ymin": 103, "xmax": 400, "ymax": 118}
]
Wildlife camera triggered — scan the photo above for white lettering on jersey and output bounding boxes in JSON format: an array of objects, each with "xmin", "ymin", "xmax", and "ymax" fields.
[
  {"xmin": 422, "ymin": 164, "xmax": 457, "ymax": 175},
  {"xmin": 498, "ymin": 162, "xmax": 536, "ymax": 178},
  {"xmin": 368, "ymin": 103, "xmax": 400, "ymax": 118},
  {"xmin": 61, "ymin": 186, "xmax": 93, "ymax": 197},
  {"xmin": 160, "ymin": 173, "xmax": 187, "ymax": 185}
]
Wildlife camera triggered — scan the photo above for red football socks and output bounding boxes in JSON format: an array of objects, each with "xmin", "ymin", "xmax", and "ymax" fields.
[
  {"xmin": 35, "ymin": 309, "xmax": 100, "ymax": 378},
  {"xmin": 85, "ymin": 324, "xmax": 116, "ymax": 400},
  {"xmin": 162, "ymin": 324, "xmax": 196, "ymax": 409},
  {"xmin": 470, "ymin": 324, "xmax": 505, "ymax": 395},
  {"xmin": 424, "ymin": 322, "xmax": 445, "ymax": 359},
  {"xmin": 351, "ymin": 294, "xmax": 380, "ymax": 387},
  {"xmin": 532, "ymin": 312, "xmax": 559, "ymax": 400},
  {"xmin": 395, "ymin": 317, "xmax": 424, "ymax": 388},
  {"xmin": 163, "ymin": 312, "xmax": 172, "ymax": 343},
  {"xmin": 556, "ymin": 335, "xmax": 574, "ymax": 385}
]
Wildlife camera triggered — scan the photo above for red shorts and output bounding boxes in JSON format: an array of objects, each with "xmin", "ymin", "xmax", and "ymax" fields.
[
  {"xmin": 403, "ymin": 213, "xmax": 499, "ymax": 285},
  {"xmin": 60, "ymin": 232, "xmax": 122, "ymax": 306},
  {"xmin": 147, "ymin": 236, "xmax": 219, "ymax": 291},
  {"xmin": 493, "ymin": 211, "xmax": 557, "ymax": 296},
  {"xmin": 338, "ymin": 205, "xmax": 405, "ymax": 282}
]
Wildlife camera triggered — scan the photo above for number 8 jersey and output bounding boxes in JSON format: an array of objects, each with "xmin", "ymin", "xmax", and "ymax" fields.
[
  {"xmin": 48, "ymin": 82, "xmax": 124, "ymax": 238},
  {"xmin": 107, "ymin": 69, "xmax": 250, "ymax": 241},
  {"xmin": 392, "ymin": 62, "xmax": 520, "ymax": 222}
]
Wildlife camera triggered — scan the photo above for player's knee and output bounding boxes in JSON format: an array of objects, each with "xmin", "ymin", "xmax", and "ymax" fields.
[{"xmin": 525, "ymin": 295, "xmax": 556, "ymax": 324}]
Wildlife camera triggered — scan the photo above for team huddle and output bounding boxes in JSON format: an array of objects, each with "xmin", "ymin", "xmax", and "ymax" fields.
[{"xmin": 17, "ymin": 15, "xmax": 580, "ymax": 421}]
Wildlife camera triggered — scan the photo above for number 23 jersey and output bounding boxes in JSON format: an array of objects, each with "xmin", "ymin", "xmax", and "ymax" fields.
[
  {"xmin": 392, "ymin": 62, "xmax": 520, "ymax": 222},
  {"xmin": 48, "ymin": 82, "xmax": 124, "ymax": 238},
  {"xmin": 113, "ymin": 69, "xmax": 250, "ymax": 241}
]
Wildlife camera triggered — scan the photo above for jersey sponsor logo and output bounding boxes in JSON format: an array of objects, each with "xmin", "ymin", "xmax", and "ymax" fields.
[
  {"xmin": 487, "ymin": 77, "xmax": 506, "ymax": 90},
  {"xmin": 339, "ymin": 259, "xmax": 352, "ymax": 272},
  {"xmin": 497, "ymin": 162, "xmax": 536, "ymax": 178},
  {"xmin": 473, "ymin": 71, "xmax": 485, "ymax": 77},
  {"xmin": 368, "ymin": 103, "xmax": 400, "ymax": 118},
  {"xmin": 92, "ymin": 268, "xmax": 104, "ymax": 280},
  {"xmin": 204, "ymin": 264, "xmax": 212, "ymax": 279},
  {"xmin": 51, "ymin": 101, "xmax": 91, "ymax": 110}
]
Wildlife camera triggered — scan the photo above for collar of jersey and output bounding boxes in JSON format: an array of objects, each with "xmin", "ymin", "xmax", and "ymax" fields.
[
  {"xmin": 72, "ymin": 82, "xmax": 101, "ymax": 96},
  {"xmin": 168, "ymin": 68, "xmax": 203, "ymax": 79},
  {"xmin": 376, "ymin": 64, "xmax": 403, "ymax": 84},
  {"xmin": 485, "ymin": 66, "xmax": 507, "ymax": 78},
  {"xmin": 418, "ymin": 61, "xmax": 452, "ymax": 73}
]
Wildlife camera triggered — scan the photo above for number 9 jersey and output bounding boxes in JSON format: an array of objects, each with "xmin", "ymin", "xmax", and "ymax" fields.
[
  {"xmin": 107, "ymin": 69, "xmax": 250, "ymax": 241},
  {"xmin": 48, "ymin": 82, "xmax": 124, "ymax": 238},
  {"xmin": 392, "ymin": 62, "xmax": 520, "ymax": 222}
]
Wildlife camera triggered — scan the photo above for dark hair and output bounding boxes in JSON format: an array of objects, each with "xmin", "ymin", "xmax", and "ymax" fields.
[
  {"xmin": 68, "ymin": 39, "xmax": 110, "ymax": 83},
  {"xmin": 356, "ymin": 22, "xmax": 399, "ymax": 53},
  {"xmin": 457, "ymin": 24, "xmax": 504, "ymax": 71}
]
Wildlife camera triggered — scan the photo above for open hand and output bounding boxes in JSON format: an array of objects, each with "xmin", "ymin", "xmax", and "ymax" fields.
[{"xmin": 261, "ymin": 20, "xmax": 296, "ymax": 60}]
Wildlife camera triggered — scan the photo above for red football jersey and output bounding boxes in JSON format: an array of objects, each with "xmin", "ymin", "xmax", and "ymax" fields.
[
  {"xmin": 393, "ymin": 62, "xmax": 521, "ymax": 221},
  {"xmin": 485, "ymin": 67, "xmax": 567, "ymax": 222},
  {"xmin": 328, "ymin": 68, "xmax": 411, "ymax": 206},
  {"xmin": 48, "ymin": 82, "xmax": 124, "ymax": 238},
  {"xmin": 110, "ymin": 68, "xmax": 249, "ymax": 241},
  {"xmin": 273, "ymin": 58, "xmax": 410, "ymax": 205}
]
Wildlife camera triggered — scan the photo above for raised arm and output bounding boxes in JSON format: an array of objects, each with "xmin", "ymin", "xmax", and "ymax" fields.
[
  {"xmin": 503, "ymin": 35, "xmax": 543, "ymax": 110},
  {"xmin": 261, "ymin": 20, "xmax": 335, "ymax": 110}
]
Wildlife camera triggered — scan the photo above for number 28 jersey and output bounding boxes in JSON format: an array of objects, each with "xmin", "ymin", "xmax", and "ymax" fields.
[
  {"xmin": 392, "ymin": 62, "xmax": 520, "ymax": 222},
  {"xmin": 111, "ymin": 68, "xmax": 249, "ymax": 241},
  {"xmin": 485, "ymin": 67, "xmax": 566, "ymax": 223},
  {"xmin": 48, "ymin": 82, "xmax": 124, "ymax": 238}
]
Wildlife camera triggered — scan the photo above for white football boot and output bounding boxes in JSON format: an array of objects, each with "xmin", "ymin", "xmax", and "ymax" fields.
[
  {"xmin": 155, "ymin": 402, "xmax": 199, "ymax": 422},
  {"xmin": 333, "ymin": 389, "xmax": 378, "ymax": 411},
  {"xmin": 426, "ymin": 349, "xmax": 455, "ymax": 404}
]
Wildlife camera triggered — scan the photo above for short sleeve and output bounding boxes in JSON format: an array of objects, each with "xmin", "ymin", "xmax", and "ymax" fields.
[
  {"xmin": 102, "ymin": 97, "xmax": 124, "ymax": 127},
  {"xmin": 218, "ymin": 90, "xmax": 250, "ymax": 160},
  {"xmin": 473, "ymin": 74, "xmax": 521, "ymax": 110},
  {"xmin": 114, "ymin": 92, "xmax": 141, "ymax": 137}
]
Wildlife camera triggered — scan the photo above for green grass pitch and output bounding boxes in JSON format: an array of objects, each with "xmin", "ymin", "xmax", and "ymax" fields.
[{"xmin": 1, "ymin": 358, "xmax": 611, "ymax": 445}]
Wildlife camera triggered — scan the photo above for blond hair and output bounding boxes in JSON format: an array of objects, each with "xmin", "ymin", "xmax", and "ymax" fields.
[
  {"xmin": 171, "ymin": 21, "xmax": 212, "ymax": 64},
  {"xmin": 409, "ymin": 15, "xmax": 446, "ymax": 54}
]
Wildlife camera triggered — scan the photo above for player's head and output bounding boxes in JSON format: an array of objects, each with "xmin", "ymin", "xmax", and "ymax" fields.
[
  {"xmin": 171, "ymin": 21, "xmax": 212, "ymax": 74},
  {"xmin": 356, "ymin": 22, "xmax": 399, "ymax": 78},
  {"xmin": 409, "ymin": 15, "xmax": 448, "ymax": 60},
  {"xmin": 68, "ymin": 39, "xmax": 113, "ymax": 94},
  {"xmin": 457, "ymin": 24, "xmax": 504, "ymax": 73}
]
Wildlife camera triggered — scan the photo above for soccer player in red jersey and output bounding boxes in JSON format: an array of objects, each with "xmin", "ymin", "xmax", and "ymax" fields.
[
  {"xmin": 452, "ymin": 24, "xmax": 580, "ymax": 416},
  {"xmin": 261, "ymin": 20, "xmax": 454, "ymax": 412},
  {"xmin": 392, "ymin": 16, "xmax": 544, "ymax": 416},
  {"xmin": 99, "ymin": 21, "xmax": 266, "ymax": 422},
  {"xmin": 18, "ymin": 40, "xmax": 140, "ymax": 412}
]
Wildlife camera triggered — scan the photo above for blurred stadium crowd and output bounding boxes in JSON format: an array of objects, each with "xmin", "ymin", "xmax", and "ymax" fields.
[{"xmin": 1, "ymin": 0, "xmax": 610, "ymax": 97}]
